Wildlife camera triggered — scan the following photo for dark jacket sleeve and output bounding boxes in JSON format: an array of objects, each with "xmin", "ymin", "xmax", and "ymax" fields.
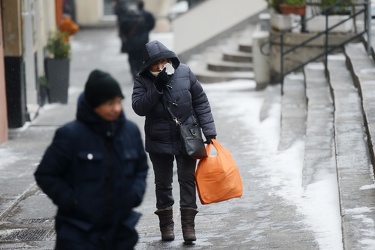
[
  {"xmin": 189, "ymin": 69, "xmax": 217, "ymax": 137},
  {"xmin": 132, "ymin": 76, "xmax": 163, "ymax": 116},
  {"xmin": 34, "ymin": 126, "xmax": 75, "ymax": 212}
]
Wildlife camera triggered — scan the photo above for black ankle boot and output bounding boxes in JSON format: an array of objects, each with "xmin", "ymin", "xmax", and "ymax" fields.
[
  {"xmin": 154, "ymin": 207, "xmax": 174, "ymax": 241},
  {"xmin": 180, "ymin": 207, "xmax": 198, "ymax": 242}
]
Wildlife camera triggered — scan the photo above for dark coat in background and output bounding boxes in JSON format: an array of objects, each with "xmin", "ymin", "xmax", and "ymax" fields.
[
  {"xmin": 118, "ymin": 4, "xmax": 155, "ymax": 78},
  {"xmin": 34, "ymin": 94, "xmax": 149, "ymax": 249},
  {"xmin": 118, "ymin": 8, "xmax": 149, "ymax": 51},
  {"xmin": 132, "ymin": 40, "xmax": 216, "ymax": 155}
]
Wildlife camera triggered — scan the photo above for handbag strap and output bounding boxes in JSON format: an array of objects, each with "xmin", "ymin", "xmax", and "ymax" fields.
[
  {"xmin": 161, "ymin": 95, "xmax": 181, "ymax": 126},
  {"xmin": 161, "ymin": 88, "xmax": 198, "ymax": 126}
]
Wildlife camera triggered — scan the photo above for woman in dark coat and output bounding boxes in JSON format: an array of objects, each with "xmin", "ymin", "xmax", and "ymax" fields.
[
  {"xmin": 34, "ymin": 69, "xmax": 149, "ymax": 250},
  {"xmin": 132, "ymin": 40, "xmax": 216, "ymax": 242}
]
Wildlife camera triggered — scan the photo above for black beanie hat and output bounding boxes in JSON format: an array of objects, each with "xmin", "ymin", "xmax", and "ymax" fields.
[{"xmin": 84, "ymin": 69, "xmax": 124, "ymax": 108}]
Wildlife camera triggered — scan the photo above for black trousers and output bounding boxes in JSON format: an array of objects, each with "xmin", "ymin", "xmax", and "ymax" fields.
[{"xmin": 149, "ymin": 153, "xmax": 197, "ymax": 209}]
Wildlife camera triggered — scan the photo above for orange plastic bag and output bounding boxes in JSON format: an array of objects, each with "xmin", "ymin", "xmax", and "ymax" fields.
[{"xmin": 195, "ymin": 139, "xmax": 243, "ymax": 205}]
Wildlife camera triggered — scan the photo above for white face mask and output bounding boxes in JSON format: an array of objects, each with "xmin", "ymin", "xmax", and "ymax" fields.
[{"xmin": 150, "ymin": 62, "xmax": 175, "ymax": 77}]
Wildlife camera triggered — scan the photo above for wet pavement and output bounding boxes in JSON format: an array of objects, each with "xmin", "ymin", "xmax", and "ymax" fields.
[{"xmin": 0, "ymin": 28, "xmax": 322, "ymax": 249}]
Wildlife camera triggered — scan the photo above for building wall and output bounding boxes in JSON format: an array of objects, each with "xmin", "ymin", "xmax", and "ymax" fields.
[
  {"xmin": 75, "ymin": 0, "xmax": 103, "ymax": 26},
  {"xmin": 0, "ymin": 0, "xmax": 8, "ymax": 143},
  {"xmin": 146, "ymin": 0, "xmax": 176, "ymax": 32},
  {"xmin": 3, "ymin": 0, "xmax": 22, "ymax": 57},
  {"xmin": 74, "ymin": 0, "xmax": 170, "ymax": 28},
  {"xmin": 172, "ymin": 0, "xmax": 267, "ymax": 55},
  {"xmin": 3, "ymin": 0, "xmax": 27, "ymax": 129}
]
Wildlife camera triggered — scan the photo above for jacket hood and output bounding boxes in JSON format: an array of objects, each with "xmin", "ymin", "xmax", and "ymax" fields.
[
  {"xmin": 76, "ymin": 93, "xmax": 125, "ymax": 139},
  {"xmin": 139, "ymin": 40, "xmax": 180, "ymax": 74}
]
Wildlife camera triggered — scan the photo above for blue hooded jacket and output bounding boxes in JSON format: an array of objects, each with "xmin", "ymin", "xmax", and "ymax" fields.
[{"xmin": 34, "ymin": 93, "xmax": 149, "ymax": 234}]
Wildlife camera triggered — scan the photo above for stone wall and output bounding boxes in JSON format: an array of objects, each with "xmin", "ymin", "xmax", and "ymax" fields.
[{"xmin": 269, "ymin": 30, "xmax": 359, "ymax": 83}]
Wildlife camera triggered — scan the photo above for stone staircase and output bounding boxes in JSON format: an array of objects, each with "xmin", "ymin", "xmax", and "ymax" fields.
[
  {"xmin": 186, "ymin": 17, "xmax": 375, "ymax": 248},
  {"xmin": 187, "ymin": 25, "xmax": 255, "ymax": 83},
  {"xmin": 281, "ymin": 40, "xmax": 375, "ymax": 249}
]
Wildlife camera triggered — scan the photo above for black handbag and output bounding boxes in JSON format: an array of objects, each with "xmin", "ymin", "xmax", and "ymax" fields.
[
  {"xmin": 178, "ymin": 119, "xmax": 208, "ymax": 159},
  {"xmin": 162, "ymin": 97, "xmax": 207, "ymax": 159}
]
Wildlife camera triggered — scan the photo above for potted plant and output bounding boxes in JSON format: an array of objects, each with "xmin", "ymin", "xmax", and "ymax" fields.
[
  {"xmin": 280, "ymin": 0, "xmax": 306, "ymax": 15},
  {"xmin": 266, "ymin": 0, "xmax": 294, "ymax": 31},
  {"xmin": 307, "ymin": 0, "xmax": 353, "ymax": 33},
  {"xmin": 44, "ymin": 30, "xmax": 71, "ymax": 104},
  {"xmin": 320, "ymin": 0, "xmax": 352, "ymax": 15},
  {"xmin": 266, "ymin": 0, "xmax": 285, "ymax": 14},
  {"xmin": 38, "ymin": 76, "xmax": 49, "ymax": 106}
]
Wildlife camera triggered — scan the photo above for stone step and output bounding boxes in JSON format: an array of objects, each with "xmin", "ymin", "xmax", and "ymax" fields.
[
  {"xmin": 187, "ymin": 25, "xmax": 255, "ymax": 83},
  {"xmin": 303, "ymin": 62, "xmax": 335, "ymax": 188},
  {"xmin": 281, "ymin": 52, "xmax": 375, "ymax": 248},
  {"xmin": 239, "ymin": 42, "xmax": 252, "ymax": 53},
  {"xmin": 278, "ymin": 72, "xmax": 306, "ymax": 151},
  {"xmin": 238, "ymin": 32, "xmax": 253, "ymax": 53},
  {"xmin": 344, "ymin": 41, "xmax": 375, "ymax": 188},
  {"xmin": 327, "ymin": 53, "xmax": 375, "ymax": 250},
  {"xmin": 278, "ymin": 21, "xmax": 375, "ymax": 248},
  {"xmin": 195, "ymin": 69, "xmax": 254, "ymax": 83},
  {"xmin": 207, "ymin": 59, "xmax": 253, "ymax": 72},
  {"xmin": 222, "ymin": 49, "xmax": 253, "ymax": 63}
]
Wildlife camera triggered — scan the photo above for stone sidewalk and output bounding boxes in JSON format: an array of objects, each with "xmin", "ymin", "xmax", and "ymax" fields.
[{"xmin": 0, "ymin": 27, "xmax": 334, "ymax": 249}]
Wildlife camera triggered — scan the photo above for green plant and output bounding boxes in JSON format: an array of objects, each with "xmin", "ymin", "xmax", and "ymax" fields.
[
  {"xmin": 283, "ymin": 0, "xmax": 305, "ymax": 6},
  {"xmin": 266, "ymin": 0, "xmax": 285, "ymax": 13},
  {"xmin": 320, "ymin": 0, "xmax": 352, "ymax": 15},
  {"xmin": 46, "ymin": 30, "xmax": 71, "ymax": 59},
  {"xmin": 38, "ymin": 76, "xmax": 48, "ymax": 88}
]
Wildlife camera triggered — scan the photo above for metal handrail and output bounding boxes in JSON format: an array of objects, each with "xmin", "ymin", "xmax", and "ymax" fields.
[{"xmin": 262, "ymin": 0, "xmax": 371, "ymax": 85}]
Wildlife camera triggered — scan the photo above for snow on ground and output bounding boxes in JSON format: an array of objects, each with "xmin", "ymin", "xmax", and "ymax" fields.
[{"xmin": 203, "ymin": 79, "xmax": 343, "ymax": 249}]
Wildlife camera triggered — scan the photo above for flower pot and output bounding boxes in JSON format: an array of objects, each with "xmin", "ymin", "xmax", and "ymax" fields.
[
  {"xmin": 280, "ymin": 4, "xmax": 306, "ymax": 15},
  {"xmin": 45, "ymin": 58, "xmax": 70, "ymax": 104},
  {"xmin": 271, "ymin": 12, "xmax": 293, "ymax": 31},
  {"xmin": 38, "ymin": 85, "xmax": 49, "ymax": 106},
  {"xmin": 307, "ymin": 15, "xmax": 353, "ymax": 33}
]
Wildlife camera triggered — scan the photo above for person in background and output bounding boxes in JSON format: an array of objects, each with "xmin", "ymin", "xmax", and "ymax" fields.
[
  {"xmin": 34, "ymin": 69, "xmax": 149, "ymax": 249},
  {"xmin": 118, "ymin": 0, "xmax": 155, "ymax": 79},
  {"xmin": 132, "ymin": 40, "xmax": 217, "ymax": 243},
  {"xmin": 137, "ymin": 0, "xmax": 155, "ymax": 42}
]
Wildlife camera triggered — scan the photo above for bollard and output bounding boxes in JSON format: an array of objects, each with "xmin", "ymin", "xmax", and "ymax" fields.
[
  {"xmin": 252, "ymin": 26, "xmax": 270, "ymax": 90},
  {"xmin": 258, "ymin": 13, "xmax": 270, "ymax": 31}
]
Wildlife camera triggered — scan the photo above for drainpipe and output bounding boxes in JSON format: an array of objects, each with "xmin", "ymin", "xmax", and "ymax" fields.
[{"xmin": 22, "ymin": 0, "xmax": 38, "ymax": 120}]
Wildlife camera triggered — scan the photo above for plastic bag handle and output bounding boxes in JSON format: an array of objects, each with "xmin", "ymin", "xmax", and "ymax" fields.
[
  {"xmin": 205, "ymin": 139, "xmax": 223, "ymax": 157},
  {"xmin": 205, "ymin": 141, "xmax": 212, "ymax": 156},
  {"xmin": 211, "ymin": 139, "xmax": 224, "ymax": 153}
]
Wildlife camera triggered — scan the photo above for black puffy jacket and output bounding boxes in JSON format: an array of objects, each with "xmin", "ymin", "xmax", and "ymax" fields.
[
  {"xmin": 34, "ymin": 94, "xmax": 148, "ymax": 236},
  {"xmin": 132, "ymin": 40, "xmax": 216, "ymax": 155}
]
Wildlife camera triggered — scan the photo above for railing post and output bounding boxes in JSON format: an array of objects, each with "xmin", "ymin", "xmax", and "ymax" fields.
[
  {"xmin": 280, "ymin": 34, "xmax": 284, "ymax": 87},
  {"xmin": 324, "ymin": 12, "xmax": 329, "ymax": 77},
  {"xmin": 367, "ymin": 0, "xmax": 372, "ymax": 55}
]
